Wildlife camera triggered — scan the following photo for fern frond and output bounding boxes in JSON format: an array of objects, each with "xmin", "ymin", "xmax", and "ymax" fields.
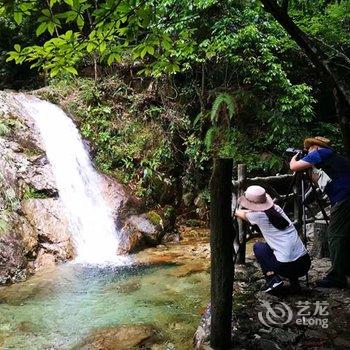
[
  {"xmin": 210, "ymin": 93, "xmax": 235, "ymax": 123},
  {"xmin": 204, "ymin": 127, "xmax": 216, "ymax": 151},
  {"xmin": 193, "ymin": 112, "xmax": 202, "ymax": 126}
]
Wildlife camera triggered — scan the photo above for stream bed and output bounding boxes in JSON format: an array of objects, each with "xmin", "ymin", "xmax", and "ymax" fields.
[{"xmin": 0, "ymin": 233, "xmax": 210, "ymax": 349}]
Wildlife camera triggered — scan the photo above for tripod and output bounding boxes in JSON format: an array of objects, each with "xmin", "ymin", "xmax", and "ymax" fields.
[{"xmin": 283, "ymin": 169, "xmax": 329, "ymax": 286}]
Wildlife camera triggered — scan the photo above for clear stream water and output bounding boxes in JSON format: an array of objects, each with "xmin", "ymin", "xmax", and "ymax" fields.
[{"xmin": 0, "ymin": 262, "xmax": 210, "ymax": 349}]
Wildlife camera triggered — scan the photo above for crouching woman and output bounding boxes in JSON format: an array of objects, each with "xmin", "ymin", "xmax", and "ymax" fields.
[{"xmin": 235, "ymin": 185, "xmax": 311, "ymax": 293}]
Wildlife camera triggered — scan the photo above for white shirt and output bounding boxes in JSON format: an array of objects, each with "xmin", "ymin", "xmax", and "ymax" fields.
[{"xmin": 246, "ymin": 205, "xmax": 307, "ymax": 262}]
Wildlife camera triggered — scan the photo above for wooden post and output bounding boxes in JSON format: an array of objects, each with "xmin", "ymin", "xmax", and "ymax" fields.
[
  {"xmin": 236, "ymin": 164, "xmax": 247, "ymax": 264},
  {"xmin": 210, "ymin": 158, "xmax": 235, "ymax": 349}
]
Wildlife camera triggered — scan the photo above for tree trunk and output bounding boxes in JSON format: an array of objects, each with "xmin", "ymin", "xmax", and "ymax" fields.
[
  {"xmin": 260, "ymin": 0, "xmax": 350, "ymax": 154},
  {"xmin": 236, "ymin": 164, "xmax": 247, "ymax": 264},
  {"xmin": 334, "ymin": 88, "xmax": 350, "ymax": 154},
  {"xmin": 210, "ymin": 158, "xmax": 235, "ymax": 349}
]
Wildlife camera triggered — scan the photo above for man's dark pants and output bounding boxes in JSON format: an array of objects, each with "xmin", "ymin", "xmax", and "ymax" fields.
[{"xmin": 327, "ymin": 197, "xmax": 350, "ymax": 283}]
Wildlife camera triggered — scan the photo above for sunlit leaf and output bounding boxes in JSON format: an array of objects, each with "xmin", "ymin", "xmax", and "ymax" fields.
[
  {"xmin": 47, "ymin": 22, "xmax": 56, "ymax": 35},
  {"xmin": 36, "ymin": 22, "xmax": 48, "ymax": 36},
  {"xmin": 13, "ymin": 12, "xmax": 23, "ymax": 25},
  {"xmin": 65, "ymin": 66, "xmax": 78, "ymax": 74},
  {"xmin": 76, "ymin": 15, "xmax": 84, "ymax": 29},
  {"xmin": 100, "ymin": 42, "xmax": 107, "ymax": 53},
  {"xmin": 87, "ymin": 43, "xmax": 95, "ymax": 53},
  {"xmin": 64, "ymin": 0, "xmax": 74, "ymax": 7}
]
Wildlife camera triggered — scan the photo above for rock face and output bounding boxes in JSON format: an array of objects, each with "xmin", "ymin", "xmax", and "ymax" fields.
[
  {"xmin": 21, "ymin": 198, "xmax": 74, "ymax": 267},
  {"xmin": 0, "ymin": 91, "xmax": 71, "ymax": 283}
]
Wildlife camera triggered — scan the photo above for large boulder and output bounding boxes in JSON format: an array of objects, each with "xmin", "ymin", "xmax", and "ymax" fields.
[
  {"xmin": 117, "ymin": 206, "xmax": 177, "ymax": 254},
  {"xmin": 101, "ymin": 172, "xmax": 178, "ymax": 254},
  {"xmin": 100, "ymin": 173, "xmax": 144, "ymax": 229}
]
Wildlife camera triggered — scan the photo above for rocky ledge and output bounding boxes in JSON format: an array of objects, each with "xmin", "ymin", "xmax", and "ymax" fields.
[{"xmin": 194, "ymin": 253, "xmax": 350, "ymax": 350}]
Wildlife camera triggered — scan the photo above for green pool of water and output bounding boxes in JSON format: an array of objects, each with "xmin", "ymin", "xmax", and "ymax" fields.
[{"xmin": 0, "ymin": 262, "xmax": 210, "ymax": 349}]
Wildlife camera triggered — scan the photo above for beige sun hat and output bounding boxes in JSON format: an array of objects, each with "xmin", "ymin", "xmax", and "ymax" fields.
[
  {"xmin": 303, "ymin": 136, "xmax": 331, "ymax": 150},
  {"xmin": 238, "ymin": 185, "xmax": 274, "ymax": 211}
]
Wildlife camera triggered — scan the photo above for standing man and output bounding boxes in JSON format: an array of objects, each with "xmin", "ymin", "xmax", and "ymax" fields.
[{"xmin": 290, "ymin": 136, "xmax": 350, "ymax": 288}]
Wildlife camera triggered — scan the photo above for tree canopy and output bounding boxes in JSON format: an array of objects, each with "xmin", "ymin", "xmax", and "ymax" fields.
[{"xmin": 1, "ymin": 0, "xmax": 349, "ymax": 174}]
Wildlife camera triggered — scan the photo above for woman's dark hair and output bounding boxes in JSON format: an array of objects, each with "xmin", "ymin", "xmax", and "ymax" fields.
[{"xmin": 264, "ymin": 206, "xmax": 290, "ymax": 230}]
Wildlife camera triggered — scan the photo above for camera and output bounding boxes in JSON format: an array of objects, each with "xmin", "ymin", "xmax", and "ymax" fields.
[{"xmin": 284, "ymin": 147, "xmax": 307, "ymax": 160}]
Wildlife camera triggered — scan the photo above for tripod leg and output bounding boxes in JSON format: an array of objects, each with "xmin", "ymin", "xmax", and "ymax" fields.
[{"xmin": 300, "ymin": 174, "xmax": 310, "ymax": 287}]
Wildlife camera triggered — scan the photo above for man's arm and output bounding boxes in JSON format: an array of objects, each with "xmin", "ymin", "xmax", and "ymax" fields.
[{"xmin": 289, "ymin": 153, "xmax": 313, "ymax": 172}]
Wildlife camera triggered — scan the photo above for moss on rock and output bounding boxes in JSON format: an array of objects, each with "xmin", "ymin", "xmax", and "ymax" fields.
[{"xmin": 146, "ymin": 211, "xmax": 163, "ymax": 226}]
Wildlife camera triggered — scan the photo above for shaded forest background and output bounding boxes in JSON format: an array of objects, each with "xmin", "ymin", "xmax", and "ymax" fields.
[{"xmin": 0, "ymin": 0, "xmax": 349, "ymax": 216}]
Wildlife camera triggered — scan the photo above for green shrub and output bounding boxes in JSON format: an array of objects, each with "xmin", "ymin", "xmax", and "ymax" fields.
[{"xmin": 23, "ymin": 186, "xmax": 49, "ymax": 199}]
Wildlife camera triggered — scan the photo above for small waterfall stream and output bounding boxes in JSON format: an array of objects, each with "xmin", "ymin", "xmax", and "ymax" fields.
[{"xmin": 15, "ymin": 94, "xmax": 122, "ymax": 264}]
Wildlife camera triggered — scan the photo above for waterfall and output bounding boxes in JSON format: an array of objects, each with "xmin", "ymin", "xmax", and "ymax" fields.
[{"xmin": 15, "ymin": 94, "xmax": 124, "ymax": 264}]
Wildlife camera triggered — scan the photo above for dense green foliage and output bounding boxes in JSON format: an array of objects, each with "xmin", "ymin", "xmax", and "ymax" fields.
[{"xmin": 1, "ymin": 0, "xmax": 349, "ymax": 210}]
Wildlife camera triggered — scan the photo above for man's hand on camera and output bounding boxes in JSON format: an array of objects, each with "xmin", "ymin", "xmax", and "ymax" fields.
[{"xmin": 290, "ymin": 153, "xmax": 313, "ymax": 172}]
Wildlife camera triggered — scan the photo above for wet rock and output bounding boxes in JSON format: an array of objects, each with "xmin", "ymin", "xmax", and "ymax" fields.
[
  {"xmin": 76, "ymin": 325, "xmax": 158, "ymax": 350},
  {"xmin": 118, "ymin": 204, "xmax": 178, "ymax": 254},
  {"xmin": 117, "ymin": 226, "xmax": 145, "ymax": 254},
  {"xmin": 100, "ymin": 173, "xmax": 144, "ymax": 228},
  {"xmin": 194, "ymin": 192, "xmax": 209, "ymax": 220},
  {"xmin": 194, "ymin": 304, "xmax": 211, "ymax": 350},
  {"xmin": 21, "ymin": 198, "xmax": 74, "ymax": 261},
  {"xmin": 117, "ymin": 210, "xmax": 171, "ymax": 254},
  {"xmin": 34, "ymin": 250, "xmax": 56, "ymax": 270},
  {"xmin": 0, "ymin": 232, "xmax": 27, "ymax": 284},
  {"xmin": 21, "ymin": 199, "xmax": 70, "ymax": 243},
  {"xmin": 0, "ymin": 92, "xmax": 65, "ymax": 283},
  {"xmin": 21, "ymin": 161, "xmax": 57, "ymax": 195},
  {"xmin": 129, "ymin": 214, "xmax": 162, "ymax": 243},
  {"xmin": 14, "ymin": 217, "xmax": 37, "ymax": 254}
]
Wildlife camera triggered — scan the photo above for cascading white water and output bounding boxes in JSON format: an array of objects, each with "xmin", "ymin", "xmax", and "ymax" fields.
[{"xmin": 15, "ymin": 94, "xmax": 123, "ymax": 264}]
